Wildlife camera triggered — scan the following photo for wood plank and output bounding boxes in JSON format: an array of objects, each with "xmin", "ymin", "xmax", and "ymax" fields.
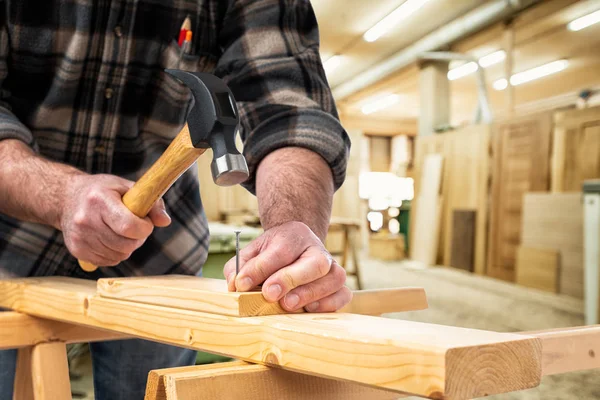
[
  {"xmin": 0, "ymin": 277, "xmax": 543, "ymax": 399},
  {"xmin": 0, "ymin": 312, "xmax": 129, "ymax": 350},
  {"xmin": 487, "ymin": 113, "xmax": 552, "ymax": 282},
  {"xmin": 515, "ymin": 247, "xmax": 560, "ymax": 293},
  {"xmin": 98, "ymin": 276, "xmax": 427, "ymax": 317},
  {"xmin": 524, "ymin": 326, "xmax": 600, "ymax": 376},
  {"xmin": 13, "ymin": 347, "xmax": 33, "ymax": 400},
  {"xmin": 148, "ymin": 361, "xmax": 404, "ymax": 400},
  {"xmin": 521, "ymin": 193, "xmax": 584, "ymax": 298},
  {"xmin": 450, "ymin": 210, "xmax": 476, "ymax": 272},
  {"xmin": 410, "ymin": 153, "xmax": 443, "ymax": 266},
  {"xmin": 30, "ymin": 342, "xmax": 71, "ymax": 400},
  {"xmin": 552, "ymin": 106, "xmax": 600, "ymax": 192}
]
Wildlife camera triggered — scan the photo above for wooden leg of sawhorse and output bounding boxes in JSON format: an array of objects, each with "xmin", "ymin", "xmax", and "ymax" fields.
[{"xmin": 13, "ymin": 342, "xmax": 72, "ymax": 400}]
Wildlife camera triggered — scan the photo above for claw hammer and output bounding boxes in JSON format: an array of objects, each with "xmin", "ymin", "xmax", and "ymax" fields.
[{"xmin": 79, "ymin": 70, "xmax": 249, "ymax": 272}]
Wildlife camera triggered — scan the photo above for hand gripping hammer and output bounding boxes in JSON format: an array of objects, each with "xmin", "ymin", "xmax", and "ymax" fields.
[{"xmin": 79, "ymin": 71, "xmax": 249, "ymax": 272}]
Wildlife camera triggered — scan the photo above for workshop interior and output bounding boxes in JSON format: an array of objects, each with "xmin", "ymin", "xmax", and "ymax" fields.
[{"xmin": 2, "ymin": 0, "xmax": 600, "ymax": 399}]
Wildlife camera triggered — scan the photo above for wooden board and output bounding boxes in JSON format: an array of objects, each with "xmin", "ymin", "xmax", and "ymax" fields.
[
  {"xmin": 552, "ymin": 106, "xmax": 600, "ymax": 192},
  {"xmin": 13, "ymin": 347, "xmax": 34, "ymax": 400},
  {"xmin": 521, "ymin": 193, "xmax": 584, "ymax": 298},
  {"xmin": 0, "ymin": 277, "xmax": 543, "ymax": 399},
  {"xmin": 98, "ymin": 276, "xmax": 427, "ymax": 317},
  {"xmin": 30, "ymin": 342, "xmax": 72, "ymax": 400},
  {"xmin": 410, "ymin": 153, "xmax": 443, "ymax": 265},
  {"xmin": 515, "ymin": 246, "xmax": 560, "ymax": 290},
  {"xmin": 487, "ymin": 113, "xmax": 552, "ymax": 282},
  {"xmin": 524, "ymin": 325, "xmax": 600, "ymax": 376},
  {"xmin": 515, "ymin": 247, "xmax": 560, "ymax": 293},
  {"xmin": 369, "ymin": 234, "xmax": 405, "ymax": 261},
  {"xmin": 0, "ymin": 312, "xmax": 128, "ymax": 350},
  {"xmin": 450, "ymin": 210, "xmax": 476, "ymax": 272},
  {"xmin": 410, "ymin": 125, "xmax": 490, "ymax": 274},
  {"xmin": 146, "ymin": 361, "xmax": 403, "ymax": 400}
]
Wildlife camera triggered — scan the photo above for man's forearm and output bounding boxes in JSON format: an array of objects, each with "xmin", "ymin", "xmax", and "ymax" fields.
[
  {"xmin": 0, "ymin": 139, "xmax": 83, "ymax": 229},
  {"xmin": 255, "ymin": 147, "xmax": 334, "ymax": 241}
]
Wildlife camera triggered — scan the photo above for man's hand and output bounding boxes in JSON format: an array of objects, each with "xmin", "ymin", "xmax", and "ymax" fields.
[
  {"xmin": 223, "ymin": 221, "xmax": 352, "ymax": 312},
  {"xmin": 60, "ymin": 174, "xmax": 171, "ymax": 266}
]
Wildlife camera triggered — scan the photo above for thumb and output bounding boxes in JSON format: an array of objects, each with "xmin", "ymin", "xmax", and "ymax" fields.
[{"xmin": 147, "ymin": 198, "xmax": 171, "ymax": 227}]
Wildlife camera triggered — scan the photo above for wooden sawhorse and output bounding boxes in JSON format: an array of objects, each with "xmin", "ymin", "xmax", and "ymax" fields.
[{"xmin": 1, "ymin": 276, "xmax": 599, "ymax": 400}]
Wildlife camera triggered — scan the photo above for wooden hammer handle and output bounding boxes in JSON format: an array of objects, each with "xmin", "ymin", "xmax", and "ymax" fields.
[{"xmin": 79, "ymin": 124, "xmax": 206, "ymax": 272}]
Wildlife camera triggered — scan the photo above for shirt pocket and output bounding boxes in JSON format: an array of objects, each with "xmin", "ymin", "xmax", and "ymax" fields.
[{"xmin": 160, "ymin": 39, "xmax": 218, "ymax": 74}]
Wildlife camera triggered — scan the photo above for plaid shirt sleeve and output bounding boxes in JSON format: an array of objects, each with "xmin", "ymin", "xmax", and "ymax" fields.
[{"xmin": 215, "ymin": 0, "xmax": 350, "ymax": 194}]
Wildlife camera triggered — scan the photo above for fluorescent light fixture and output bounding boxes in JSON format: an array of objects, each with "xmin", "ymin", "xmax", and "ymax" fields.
[
  {"xmin": 361, "ymin": 94, "xmax": 401, "ymax": 114},
  {"xmin": 324, "ymin": 55, "xmax": 342, "ymax": 74},
  {"xmin": 493, "ymin": 78, "xmax": 508, "ymax": 90},
  {"xmin": 363, "ymin": 0, "xmax": 431, "ymax": 42},
  {"xmin": 478, "ymin": 50, "xmax": 506, "ymax": 68},
  {"xmin": 493, "ymin": 60, "xmax": 569, "ymax": 90},
  {"xmin": 447, "ymin": 61, "xmax": 478, "ymax": 80},
  {"xmin": 447, "ymin": 50, "xmax": 506, "ymax": 80},
  {"xmin": 568, "ymin": 9, "xmax": 600, "ymax": 31}
]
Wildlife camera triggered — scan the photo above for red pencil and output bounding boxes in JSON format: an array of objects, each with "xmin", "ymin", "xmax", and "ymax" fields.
[{"xmin": 178, "ymin": 16, "xmax": 191, "ymax": 47}]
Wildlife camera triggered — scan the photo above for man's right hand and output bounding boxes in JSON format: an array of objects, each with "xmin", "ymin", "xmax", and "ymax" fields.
[{"xmin": 59, "ymin": 174, "xmax": 171, "ymax": 267}]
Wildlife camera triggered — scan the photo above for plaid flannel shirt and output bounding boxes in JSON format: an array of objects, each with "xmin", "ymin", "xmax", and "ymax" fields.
[{"xmin": 0, "ymin": 0, "xmax": 349, "ymax": 279}]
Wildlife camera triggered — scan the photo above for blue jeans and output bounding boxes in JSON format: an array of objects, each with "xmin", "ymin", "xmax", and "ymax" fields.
[{"xmin": 0, "ymin": 339, "xmax": 197, "ymax": 400}]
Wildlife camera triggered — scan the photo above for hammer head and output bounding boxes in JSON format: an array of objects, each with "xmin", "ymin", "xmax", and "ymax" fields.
[{"xmin": 165, "ymin": 69, "xmax": 249, "ymax": 186}]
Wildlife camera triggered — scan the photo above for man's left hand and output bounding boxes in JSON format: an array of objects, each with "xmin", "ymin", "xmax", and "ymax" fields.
[{"xmin": 223, "ymin": 221, "xmax": 352, "ymax": 312}]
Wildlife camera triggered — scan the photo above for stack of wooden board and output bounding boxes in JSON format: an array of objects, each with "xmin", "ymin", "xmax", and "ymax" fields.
[
  {"xmin": 519, "ymin": 193, "xmax": 584, "ymax": 298},
  {"xmin": 409, "ymin": 125, "xmax": 490, "ymax": 274}
]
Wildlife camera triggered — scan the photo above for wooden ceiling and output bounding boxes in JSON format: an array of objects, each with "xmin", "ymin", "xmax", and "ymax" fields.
[{"xmin": 312, "ymin": 0, "xmax": 600, "ymax": 130}]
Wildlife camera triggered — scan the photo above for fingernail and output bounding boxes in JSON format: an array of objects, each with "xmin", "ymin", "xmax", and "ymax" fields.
[
  {"xmin": 162, "ymin": 210, "xmax": 171, "ymax": 220},
  {"xmin": 306, "ymin": 301, "xmax": 320, "ymax": 312},
  {"xmin": 285, "ymin": 293, "xmax": 300, "ymax": 309},
  {"xmin": 266, "ymin": 284, "xmax": 282, "ymax": 301},
  {"xmin": 237, "ymin": 277, "xmax": 253, "ymax": 291}
]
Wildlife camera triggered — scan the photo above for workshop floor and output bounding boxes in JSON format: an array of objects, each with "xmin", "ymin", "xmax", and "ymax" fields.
[{"xmin": 69, "ymin": 256, "xmax": 599, "ymax": 399}]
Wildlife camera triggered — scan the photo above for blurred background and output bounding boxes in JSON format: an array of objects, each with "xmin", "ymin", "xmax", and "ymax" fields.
[{"xmin": 186, "ymin": 1, "xmax": 600, "ymax": 399}]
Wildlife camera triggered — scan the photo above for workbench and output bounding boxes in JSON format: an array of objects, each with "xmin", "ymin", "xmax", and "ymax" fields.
[{"xmin": 1, "ymin": 275, "xmax": 599, "ymax": 400}]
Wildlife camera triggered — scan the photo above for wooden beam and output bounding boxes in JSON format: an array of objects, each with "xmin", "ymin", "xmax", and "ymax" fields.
[
  {"xmin": 0, "ymin": 277, "xmax": 543, "ymax": 399},
  {"xmin": 146, "ymin": 361, "xmax": 404, "ymax": 400},
  {"xmin": 524, "ymin": 326, "xmax": 600, "ymax": 376},
  {"xmin": 0, "ymin": 312, "xmax": 129, "ymax": 350},
  {"xmin": 97, "ymin": 275, "xmax": 428, "ymax": 317},
  {"xmin": 30, "ymin": 342, "xmax": 72, "ymax": 400},
  {"xmin": 339, "ymin": 114, "xmax": 417, "ymax": 137},
  {"xmin": 13, "ymin": 347, "xmax": 34, "ymax": 400}
]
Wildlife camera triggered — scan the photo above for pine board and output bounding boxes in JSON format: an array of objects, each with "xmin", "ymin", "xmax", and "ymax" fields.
[
  {"xmin": 487, "ymin": 113, "xmax": 552, "ymax": 282},
  {"xmin": 515, "ymin": 247, "xmax": 560, "ymax": 293},
  {"xmin": 552, "ymin": 106, "xmax": 600, "ymax": 192},
  {"xmin": 521, "ymin": 193, "xmax": 584, "ymax": 298}
]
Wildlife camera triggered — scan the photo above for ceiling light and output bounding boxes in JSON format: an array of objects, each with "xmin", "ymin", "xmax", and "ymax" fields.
[
  {"xmin": 478, "ymin": 50, "xmax": 506, "ymax": 68},
  {"xmin": 493, "ymin": 60, "xmax": 569, "ymax": 90},
  {"xmin": 493, "ymin": 79, "xmax": 508, "ymax": 90},
  {"xmin": 324, "ymin": 55, "xmax": 342, "ymax": 74},
  {"xmin": 363, "ymin": 0, "xmax": 431, "ymax": 43},
  {"xmin": 568, "ymin": 9, "xmax": 600, "ymax": 31},
  {"xmin": 447, "ymin": 62, "xmax": 478, "ymax": 81},
  {"xmin": 361, "ymin": 94, "xmax": 401, "ymax": 114}
]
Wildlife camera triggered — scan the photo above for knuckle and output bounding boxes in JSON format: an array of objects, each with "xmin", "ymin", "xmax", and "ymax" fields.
[
  {"xmin": 299, "ymin": 285, "xmax": 317, "ymax": 303},
  {"xmin": 315, "ymin": 253, "xmax": 332, "ymax": 277},
  {"xmin": 72, "ymin": 211, "xmax": 88, "ymax": 228},
  {"xmin": 280, "ymin": 270, "xmax": 298, "ymax": 289},
  {"xmin": 332, "ymin": 264, "xmax": 347, "ymax": 284}
]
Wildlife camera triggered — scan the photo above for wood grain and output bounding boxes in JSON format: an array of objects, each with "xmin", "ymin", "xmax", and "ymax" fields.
[
  {"xmin": 0, "ymin": 277, "xmax": 542, "ymax": 399},
  {"xmin": 98, "ymin": 275, "xmax": 427, "ymax": 317},
  {"xmin": 79, "ymin": 124, "xmax": 206, "ymax": 272},
  {"xmin": 552, "ymin": 106, "xmax": 600, "ymax": 192},
  {"xmin": 30, "ymin": 342, "xmax": 72, "ymax": 400},
  {"xmin": 147, "ymin": 361, "xmax": 404, "ymax": 400},
  {"xmin": 0, "ymin": 312, "xmax": 129, "ymax": 350},
  {"xmin": 521, "ymin": 193, "xmax": 584, "ymax": 298},
  {"xmin": 515, "ymin": 247, "xmax": 560, "ymax": 293},
  {"xmin": 450, "ymin": 210, "xmax": 476, "ymax": 272},
  {"xmin": 13, "ymin": 347, "xmax": 33, "ymax": 400},
  {"xmin": 487, "ymin": 113, "xmax": 552, "ymax": 282},
  {"xmin": 410, "ymin": 153, "xmax": 443, "ymax": 266}
]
